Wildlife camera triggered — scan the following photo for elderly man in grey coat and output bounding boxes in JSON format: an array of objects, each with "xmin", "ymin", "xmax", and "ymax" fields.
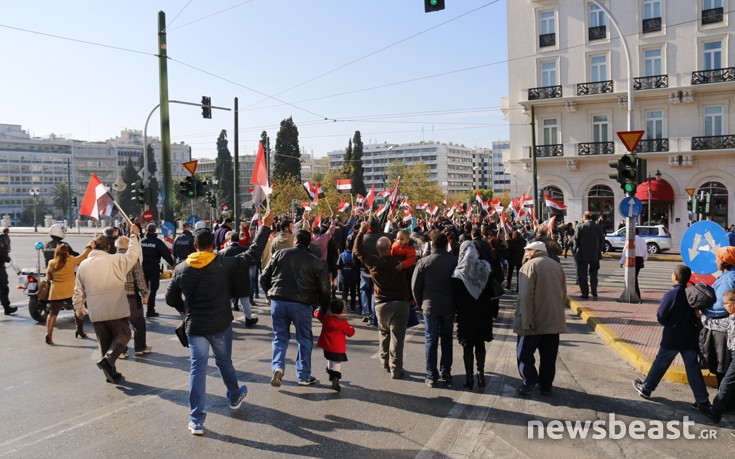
[
  {"xmin": 515, "ymin": 241, "xmax": 567, "ymax": 396},
  {"xmin": 74, "ymin": 224, "xmax": 141, "ymax": 383}
]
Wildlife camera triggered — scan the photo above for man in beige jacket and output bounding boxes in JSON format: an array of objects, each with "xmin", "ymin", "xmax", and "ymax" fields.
[
  {"xmin": 74, "ymin": 224, "xmax": 141, "ymax": 383},
  {"xmin": 514, "ymin": 241, "xmax": 567, "ymax": 396}
]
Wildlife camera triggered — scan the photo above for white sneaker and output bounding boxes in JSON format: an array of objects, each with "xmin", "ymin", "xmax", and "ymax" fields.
[
  {"xmin": 119, "ymin": 351, "xmax": 129, "ymax": 360},
  {"xmin": 135, "ymin": 346, "xmax": 153, "ymax": 355}
]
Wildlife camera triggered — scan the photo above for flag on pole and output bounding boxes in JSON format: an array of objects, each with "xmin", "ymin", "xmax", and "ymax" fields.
[
  {"xmin": 250, "ymin": 142, "xmax": 272, "ymax": 209},
  {"xmin": 375, "ymin": 205, "xmax": 387, "ymax": 218},
  {"xmin": 416, "ymin": 201, "xmax": 427, "ymax": 211},
  {"xmin": 355, "ymin": 194, "xmax": 364, "ymax": 206},
  {"xmin": 336, "ymin": 179, "xmax": 352, "ymax": 192},
  {"xmin": 475, "ymin": 192, "xmax": 484, "ymax": 208},
  {"xmin": 399, "ymin": 197, "xmax": 412, "ymax": 210},
  {"xmin": 336, "ymin": 200, "xmax": 350, "ymax": 213},
  {"xmin": 79, "ymin": 173, "xmax": 114, "ymax": 221},
  {"xmin": 311, "ymin": 212, "xmax": 322, "ymax": 228},
  {"xmin": 402, "ymin": 208, "xmax": 413, "ymax": 223},
  {"xmin": 466, "ymin": 207, "xmax": 473, "ymax": 220},
  {"xmin": 301, "ymin": 202, "xmax": 312, "ymax": 212},
  {"xmin": 387, "ymin": 177, "xmax": 400, "ymax": 213},
  {"xmin": 364, "ymin": 185, "xmax": 375, "ymax": 209},
  {"xmin": 302, "ymin": 181, "xmax": 324, "ymax": 200},
  {"xmin": 377, "ymin": 190, "xmax": 391, "ymax": 200},
  {"xmin": 544, "ymin": 194, "xmax": 568, "ymax": 211},
  {"xmin": 499, "ymin": 211, "xmax": 513, "ymax": 231},
  {"xmin": 428, "ymin": 204, "xmax": 439, "ymax": 216},
  {"xmin": 521, "ymin": 192, "xmax": 534, "ymax": 208}
]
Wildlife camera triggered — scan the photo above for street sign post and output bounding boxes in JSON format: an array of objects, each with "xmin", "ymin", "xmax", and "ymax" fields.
[
  {"xmin": 619, "ymin": 196, "xmax": 643, "ymax": 219},
  {"xmin": 681, "ymin": 221, "xmax": 729, "ymax": 274}
]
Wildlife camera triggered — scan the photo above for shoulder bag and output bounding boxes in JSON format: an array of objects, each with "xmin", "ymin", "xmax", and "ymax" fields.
[{"xmin": 175, "ymin": 268, "xmax": 205, "ymax": 348}]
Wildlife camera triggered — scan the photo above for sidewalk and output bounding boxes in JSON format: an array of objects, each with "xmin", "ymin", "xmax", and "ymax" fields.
[{"xmin": 569, "ymin": 286, "xmax": 718, "ymax": 388}]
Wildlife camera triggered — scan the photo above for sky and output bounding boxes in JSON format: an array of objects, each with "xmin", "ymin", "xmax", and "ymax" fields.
[{"xmin": 1, "ymin": 0, "xmax": 509, "ymax": 159}]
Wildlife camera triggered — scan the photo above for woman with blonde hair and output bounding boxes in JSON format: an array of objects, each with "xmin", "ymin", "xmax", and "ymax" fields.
[{"xmin": 45, "ymin": 240, "xmax": 95, "ymax": 344}]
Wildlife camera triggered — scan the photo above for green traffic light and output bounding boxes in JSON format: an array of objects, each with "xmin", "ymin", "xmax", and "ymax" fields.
[
  {"xmin": 430, "ymin": 0, "xmax": 438, "ymax": 4},
  {"xmin": 624, "ymin": 182, "xmax": 635, "ymax": 193}
]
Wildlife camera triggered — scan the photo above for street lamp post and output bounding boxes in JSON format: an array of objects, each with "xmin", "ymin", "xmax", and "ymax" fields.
[
  {"xmin": 29, "ymin": 187, "xmax": 40, "ymax": 232},
  {"xmin": 646, "ymin": 170, "xmax": 662, "ymax": 225}
]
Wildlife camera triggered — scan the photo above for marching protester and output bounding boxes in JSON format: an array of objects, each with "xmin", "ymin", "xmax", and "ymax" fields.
[
  {"xmin": 116, "ymin": 236, "xmax": 152, "ymax": 357},
  {"xmin": 172, "ymin": 222, "xmax": 196, "ymax": 264},
  {"xmin": 165, "ymin": 211, "xmax": 273, "ymax": 435},
  {"xmin": 515, "ymin": 241, "xmax": 567, "ymax": 396},
  {"xmin": 141, "ymin": 224, "xmax": 175, "ymax": 318},
  {"xmin": 314, "ymin": 298, "xmax": 355, "ymax": 391},
  {"xmin": 73, "ymin": 224, "xmax": 141, "ymax": 383},
  {"xmin": 220, "ymin": 231, "xmax": 258, "ymax": 326}
]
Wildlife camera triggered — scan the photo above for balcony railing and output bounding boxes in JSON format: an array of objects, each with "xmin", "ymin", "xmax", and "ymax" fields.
[
  {"xmin": 635, "ymin": 138, "xmax": 669, "ymax": 153},
  {"xmin": 528, "ymin": 85, "xmax": 562, "ymax": 100},
  {"xmin": 691, "ymin": 67, "xmax": 735, "ymax": 85},
  {"xmin": 539, "ymin": 32, "xmax": 556, "ymax": 47},
  {"xmin": 691, "ymin": 135, "xmax": 735, "ymax": 151},
  {"xmin": 588, "ymin": 25, "xmax": 606, "ymax": 41},
  {"xmin": 642, "ymin": 17, "xmax": 662, "ymax": 33},
  {"xmin": 578, "ymin": 142, "xmax": 614, "ymax": 156},
  {"xmin": 577, "ymin": 80, "xmax": 613, "ymax": 95},
  {"xmin": 634, "ymin": 74, "xmax": 668, "ymax": 90},
  {"xmin": 534, "ymin": 144, "xmax": 564, "ymax": 157},
  {"xmin": 702, "ymin": 7, "xmax": 724, "ymax": 25}
]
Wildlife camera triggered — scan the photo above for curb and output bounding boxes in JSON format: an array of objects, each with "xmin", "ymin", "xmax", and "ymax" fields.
[
  {"xmin": 602, "ymin": 252, "xmax": 682, "ymax": 262},
  {"xmin": 568, "ymin": 299, "xmax": 718, "ymax": 388}
]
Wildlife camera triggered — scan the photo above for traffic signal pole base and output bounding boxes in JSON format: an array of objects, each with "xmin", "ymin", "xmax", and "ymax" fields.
[
  {"xmin": 617, "ymin": 286, "xmax": 640, "ymax": 304},
  {"xmin": 617, "ymin": 216, "xmax": 640, "ymax": 304}
]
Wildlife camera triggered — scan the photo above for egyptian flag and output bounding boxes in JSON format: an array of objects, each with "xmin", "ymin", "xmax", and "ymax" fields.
[
  {"xmin": 250, "ymin": 142, "xmax": 272, "ymax": 208},
  {"xmin": 387, "ymin": 177, "xmax": 400, "ymax": 212},
  {"xmin": 377, "ymin": 189, "xmax": 391, "ymax": 200},
  {"xmin": 375, "ymin": 205, "xmax": 387, "ymax": 218},
  {"xmin": 336, "ymin": 200, "xmax": 350, "ymax": 213},
  {"xmin": 311, "ymin": 212, "xmax": 322, "ymax": 229},
  {"xmin": 80, "ymin": 173, "xmax": 114, "ymax": 221},
  {"xmin": 544, "ymin": 194, "xmax": 567, "ymax": 216},
  {"xmin": 446, "ymin": 202, "xmax": 458, "ymax": 218},
  {"xmin": 499, "ymin": 211, "xmax": 513, "ymax": 231},
  {"xmin": 336, "ymin": 179, "xmax": 352, "ymax": 192},
  {"xmin": 402, "ymin": 208, "xmax": 413, "ymax": 223},
  {"xmin": 544, "ymin": 215, "xmax": 557, "ymax": 237},
  {"xmin": 355, "ymin": 194, "xmax": 365, "ymax": 206},
  {"xmin": 491, "ymin": 199, "xmax": 504, "ymax": 214},
  {"xmin": 428, "ymin": 204, "xmax": 439, "ymax": 216},
  {"xmin": 442, "ymin": 198, "xmax": 448, "ymax": 207},
  {"xmin": 301, "ymin": 202, "xmax": 312, "ymax": 212},
  {"xmin": 466, "ymin": 207, "xmax": 473, "ymax": 220},
  {"xmin": 364, "ymin": 185, "xmax": 375, "ymax": 209},
  {"xmin": 475, "ymin": 192, "xmax": 485, "ymax": 208},
  {"xmin": 416, "ymin": 201, "xmax": 427, "ymax": 211},
  {"xmin": 399, "ymin": 198, "xmax": 412, "ymax": 210},
  {"xmin": 520, "ymin": 192, "xmax": 534, "ymax": 209},
  {"xmin": 303, "ymin": 181, "xmax": 324, "ymax": 200}
]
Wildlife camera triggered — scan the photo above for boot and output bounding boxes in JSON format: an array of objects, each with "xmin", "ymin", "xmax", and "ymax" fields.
[
  {"xmin": 462, "ymin": 345, "xmax": 474, "ymax": 389},
  {"xmin": 45, "ymin": 313, "xmax": 57, "ymax": 345},
  {"xmin": 3, "ymin": 305, "xmax": 18, "ymax": 315},
  {"xmin": 326, "ymin": 367, "xmax": 335, "ymax": 381},
  {"xmin": 331, "ymin": 371, "xmax": 342, "ymax": 392},
  {"xmin": 232, "ymin": 299, "xmax": 240, "ymax": 312},
  {"xmin": 146, "ymin": 307, "xmax": 159, "ymax": 318},
  {"xmin": 476, "ymin": 344, "xmax": 487, "ymax": 388},
  {"xmin": 75, "ymin": 315, "xmax": 87, "ymax": 339}
]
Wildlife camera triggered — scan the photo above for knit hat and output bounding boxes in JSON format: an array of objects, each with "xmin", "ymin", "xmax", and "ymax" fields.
[
  {"xmin": 524, "ymin": 241, "xmax": 547, "ymax": 253},
  {"xmin": 717, "ymin": 246, "xmax": 735, "ymax": 265}
]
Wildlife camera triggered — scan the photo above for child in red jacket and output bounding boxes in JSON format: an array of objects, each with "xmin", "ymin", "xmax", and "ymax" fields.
[
  {"xmin": 314, "ymin": 299, "xmax": 355, "ymax": 391},
  {"xmin": 390, "ymin": 229, "xmax": 417, "ymax": 271}
]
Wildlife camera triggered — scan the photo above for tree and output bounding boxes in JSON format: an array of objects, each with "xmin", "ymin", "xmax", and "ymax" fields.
[
  {"xmin": 269, "ymin": 174, "xmax": 306, "ymax": 215},
  {"xmin": 143, "ymin": 145, "xmax": 161, "ymax": 221},
  {"xmin": 351, "ymin": 131, "xmax": 366, "ymax": 196},
  {"xmin": 52, "ymin": 181, "xmax": 71, "ymax": 219},
  {"xmin": 20, "ymin": 198, "xmax": 51, "ymax": 226},
  {"xmin": 384, "ymin": 161, "xmax": 444, "ymax": 217},
  {"xmin": 214, "ymin": 130, "xmax": 234, "ymax": 213},
  {"xmin": 119, "ymin": 158, "xmax": 141, "ymax": 218},
  {"xmin": 341, "ymin": 138, "xmax": 353, "ymax": 179},
  {"xmin": 272, "ymin": 117, "xmax": 301, "ymax": 182}
]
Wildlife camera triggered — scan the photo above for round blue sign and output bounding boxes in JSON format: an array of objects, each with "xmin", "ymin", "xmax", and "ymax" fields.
[
  {"xmin": 619, "ymin": 196, "xmax": 643, "ymax": 219},
  {"xmin": 187, "ymin": 215, "xmax": 201, "ymax": 227},
  {"xmin": 681, "ymin": 221, "xmax": 729, "ymax": 274},
  {"xmin": 160, "ymin": 221, "xmax": 175, "ymax": 238}
]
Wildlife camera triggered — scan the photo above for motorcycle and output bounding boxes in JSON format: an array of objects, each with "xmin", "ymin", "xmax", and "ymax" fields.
[{"xmin": 15, "ymin": 242, "xmax": 66, "ymax": 324}]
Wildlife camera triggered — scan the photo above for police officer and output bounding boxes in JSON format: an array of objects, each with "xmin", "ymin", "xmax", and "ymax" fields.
[
  {"xmin": 141, "ymin": 223, "xmax": 174, "ymax": 318},
  {"xmin": 173, "ymin": 222, "xmax": 195, "ymax": 263},
  {"xmin": 44, "ymin": 223, "xmax": 78, "ymax": 265}
]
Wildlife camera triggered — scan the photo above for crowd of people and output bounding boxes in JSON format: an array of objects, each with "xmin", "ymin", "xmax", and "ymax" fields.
[{"xmin": 3, "ymin": 210, "xmax": 735, "ymax": 436}]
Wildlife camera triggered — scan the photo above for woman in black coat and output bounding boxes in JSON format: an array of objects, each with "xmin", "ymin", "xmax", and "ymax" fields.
[
  {"xmin": 453, "ymin": 241, "xmax": 494, "ymax": 389},
  {"xmin": 506, "ymin": 230, "xmax": 526, "ymax": 292}
]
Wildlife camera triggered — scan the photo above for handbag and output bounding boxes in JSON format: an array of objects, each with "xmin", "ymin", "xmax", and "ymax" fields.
[
  {"xmin": 174, "ymin": 265, "xmax": 206, "ymax": 348},
  {"xmin": 37, "ymin": 279, "xmax": 51, "ymax": 302},
  {"xmin": 406, "ymin": 306, "xmax": 420, "ymax": 328},
  {"xmin": 490, "ymin": 278, "xmax": 505, "ymax": 299}
]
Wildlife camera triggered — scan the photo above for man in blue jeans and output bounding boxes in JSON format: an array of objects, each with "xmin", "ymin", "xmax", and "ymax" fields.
[
  {"xmin": 412, "ymin": 232, "xmax": 458, "ymax": 387},
  {"xmin": 633, "ymin": 265, "xmax": 710, "ymax": 411},
  {"xmin": 261, "ymin": 230, "xmax": 331, "ymax": 388},
  {"xmin": 166, "ymin": 212, "xmax": 273, "ymax": 436}
]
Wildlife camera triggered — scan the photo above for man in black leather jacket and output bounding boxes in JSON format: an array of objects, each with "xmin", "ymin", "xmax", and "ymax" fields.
[
  {"xmin": 261, "ymin": 229, "xmax": 330, "ymax": 388},
  {"xmin": 220, "ymin": 231, "xmax": 258, "ymax": 326},
  {"xmin": 173, "ymin": 222, "xmax": 196, "ymax": 263},
  {"xmin": 165, "ymin": 211, "xmax": 273, "ymax": 435}
]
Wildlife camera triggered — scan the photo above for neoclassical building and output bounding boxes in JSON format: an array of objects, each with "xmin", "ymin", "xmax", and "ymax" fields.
[{"xmin": 504, "ymin": 0, "xmax": 734, "ymax": 248}]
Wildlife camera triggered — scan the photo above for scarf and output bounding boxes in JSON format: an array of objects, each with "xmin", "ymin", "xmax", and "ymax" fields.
[{"xmin": 452, "ymin": 240, "xmax": 491, "ymax": 300}]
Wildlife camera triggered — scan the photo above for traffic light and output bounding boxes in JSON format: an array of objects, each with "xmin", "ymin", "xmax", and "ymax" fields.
[
  {"xmin": 179, "ymin": 176, "xmax": 195, "ymax": 198},
  {"xmin": 608, "ymin": 154, "xmax": 637, "ymax": 194},
  {"xmin": 201, "ymin": 96, "xmax": 212, "ymax": 119},
  {"xmin": 71, "ymin": 196, "xmax": 78, "ymax": 207},
  {"xmin": 132, "ymin": 180, "xmax": 146, "ymax": 204},
  {"xmin": 424, "ymin": 0, "xmax": 445, "ymax": 12},
  {"xmin": 635, "ymin": 157, "xmax": 647, "ymax": 187},
  {"xmin": 209, "ymin": 193, "xmax": 217, "ymax": 208}
]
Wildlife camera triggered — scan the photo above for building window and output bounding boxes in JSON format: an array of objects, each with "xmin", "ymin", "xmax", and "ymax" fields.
[
  {"xmin": 588, "ymin": 184, "xmax": 615, "ymax": 233},
  {"xmin": 704, "ymin": 105, "xmax": 724, "ymax": 136},
  {"xmin": 541, "ymin": 61, "xmax": 557, "ymax": 86},
  {"xmin": 589, "ymin": 3, "xmax": 607, "ymax": 40},
  {"xmin": 703, "ymin": 40, "xmax": 723, "ymax": 70},
  {"xmin": 645, "ymin": 110, "xmax": 664, "ymax": 139},
  {"xmin": 590, "ymin": 55, "xmax": 608, "ymax": 82},
  {"xmin": 542, "ymin": 118, "xmax": 558, "ymax": 145},
  {"xmin": 697, "ymin": 181, "xmax": 728, "ymax": 226},
  {"xmin": 644, "ymin": 0, "xmax": 662, "ymax": 19},
  {"xmin": 644, "ymin": 48, "xmax": 663, "ymax": 76},
  {"xmin": 539, "ymin": 11, "xmax": 556, "ymax": 47},
  {"xmin": 592, "ymin": 114, "xmax": 610, "ymax": 142}
]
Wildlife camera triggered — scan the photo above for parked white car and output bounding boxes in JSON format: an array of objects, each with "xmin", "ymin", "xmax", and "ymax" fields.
[{"xmin": 604, "ymin": 225, "xmax": 672, "ymax": 254}]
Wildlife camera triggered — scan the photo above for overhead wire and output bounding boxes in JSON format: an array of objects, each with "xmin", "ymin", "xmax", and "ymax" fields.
[{"xmin": 165, "ymin": 0, "xmax": 196, "ymax": 30}]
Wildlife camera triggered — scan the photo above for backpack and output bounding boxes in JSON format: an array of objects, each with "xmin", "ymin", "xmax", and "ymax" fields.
[{"xmin": 686, "ymin": 283, "xmax": 717, "ymax": 310}]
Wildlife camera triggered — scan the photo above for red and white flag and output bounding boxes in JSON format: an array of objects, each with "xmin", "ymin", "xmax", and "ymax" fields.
[
  {"xmin": 416, "ymin": 201, "xmax": 427, "ymax": 211},
  {"xmin": 428, "ymin": 204, "xmax": 439, "ymax": 216},
  {"xmin": 336, "ymin": 179, "xmax": 352, "ymax": 192},
  {"xmin": 375, "ymin": 205, "xmax": 387, "ymax": 218},
  {"xmin": 544, "ymin": 194, "xmax": 567, "ymax": 211},
  {"xmin": 387, "ymin": 177, "xmax": 400, "ymax": 212},
  {"xmin": 446, "ymin": 202, "xmax": 458, "ymax": 218},
  {"xmin": 311, "ymin": 212, "xmax": 322, "ymax": 228},
  {"xmin": 250, "ymin": 142, "xmax": 271, "ymax": 192},
  {"xmin": 399, "ymin": 197, "xmax": 412, "ymax": 210},
  {"xmin": 79, "ymin": 173, "xmax": 114, "ymax": 221},
  {"xmin": 521, "ymin": 192, "xmax": 534, "ymax": 208},
  {"xmin": 475, "ymin": 192, "xmax": 484, "ymax": 208},
  {"xmin": 302, "ymin": 181, "xmax": 324, "ymax": 201},
  {"xmin": 499, "ymin": 211, "xmax": 513, "ymax": 231},
  {"xmin": 336, "ymin": 200, "xmax": 350, "ymax": 213},
  {"xmin": 442, "ymin": 198, "xmax": 448, "ymax": 207},
  {"xmin": 301, "ymin": 202, "xmax": 312, "ymax": 212},
  {"xmin": 364, "ymin": 185, "xmax": 375, "ymax": 209},
  {"xmin": 355, "ymin": 194, "xmax": 365, "ymax": 206},
  {"xmin": 377, "ymin": 189, "xmax": 391, "ymax": 199},
  {"xmin": 544, "ymin": 215, "xmax": 557, "ymax": 236},
  {"xmin": 466, "ymin": 207, "xmax": 473, "ymax": 220},
  {"xmin": 402, "ymin": 209, "xmax": 413, "ymax": 223}
]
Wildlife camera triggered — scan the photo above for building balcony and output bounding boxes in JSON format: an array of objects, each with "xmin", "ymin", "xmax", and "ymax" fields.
[
  {"xmin": 539, "ymin": 32, "xmax": 555, "ymax": 48},
  {"xmin": 528, "ymin": 85, "xmax": 562, "ymax": 100},
  {"xmin": 635, "ymin": 138, "xmax": 669, "ymax": 153},
  {"xmin": 634, "ymin": 74, "xmax": 668, "ymax": 90},
  {"xmin": 576, "ymin": 80, "xmax": 613, "ymax": 96},
  {"xmin": 578, "ymin": 142, "xmax": 614, "ymax": 156},
  {"xmin": 642, "ymin": 17, "xmax": 662, "ymax": 33},
  {"xmin": 702, "ymin": 7, "xmax": 724, "ymax": 25},
  {"xmin": 691, "ymin": 67, "xmax": 735, "ymax": 85},
  {"xmin": 588, "ymin": 25, "xmax": 606, "ymax": 41},
  {"xmin": 691, "ymin": 135, "xmax": 735, "ymax": 151},
  {"xmin": 534, "ymin": 144, "xmax": 563, "ymax": 157}
]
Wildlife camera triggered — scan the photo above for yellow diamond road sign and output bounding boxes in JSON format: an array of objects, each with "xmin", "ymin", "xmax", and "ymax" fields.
[{"xmin": 617, "ymin": 130, "xmax": 645, "ymax": 152}]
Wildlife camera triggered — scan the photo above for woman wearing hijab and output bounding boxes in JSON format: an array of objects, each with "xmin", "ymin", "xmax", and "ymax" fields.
[
  {"xmin": 452, "ymin": 240, "xmax": 493, "ymax": 389},
  {"xmin": 700, "ymin": 246, "xmax": 735, "ymax": 386}
]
